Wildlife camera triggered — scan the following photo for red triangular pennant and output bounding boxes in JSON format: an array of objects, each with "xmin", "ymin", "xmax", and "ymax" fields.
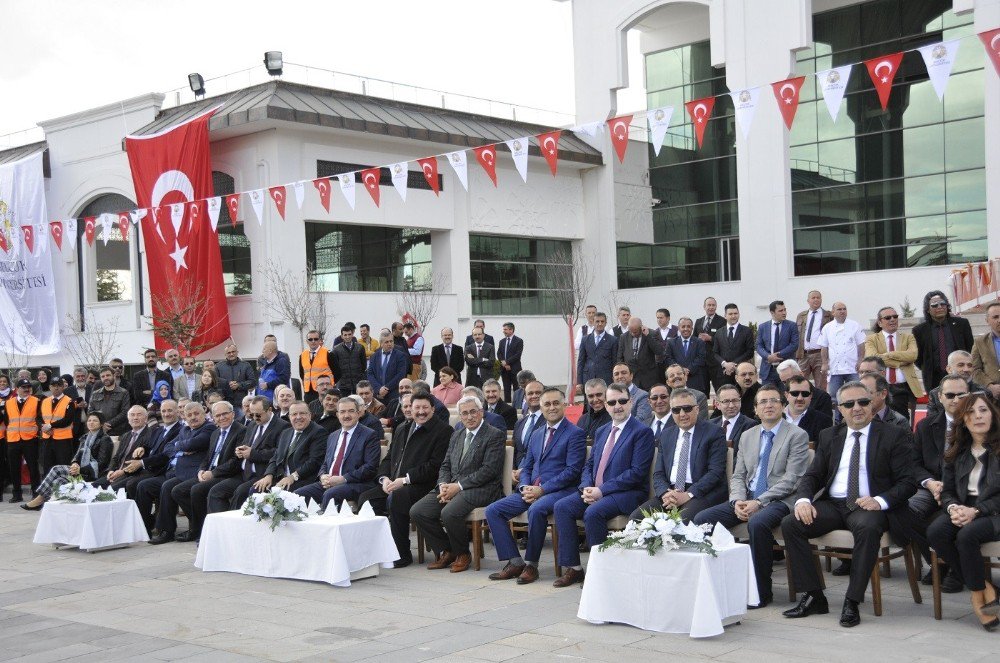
[
  {"xmin": 537, "ymin": 130, "xmax": 561, "ymax": 176},
  {"xmin": 83, "ymin": 216, "xmax": 96, "ymax": 246},
  {"xmin": 268, "ymin": 186, "xmax": 287, "ymax": 220},
  {"xmin": 0, "ymin": 231, "xmax": 8, "ymax": 253},
  {"xmin": 417, "ymin": 157, "xmax": 440, "ymax": 196},
  {"xmin": 118, "ymin": 213, "xmax": 131, "ymax": 242},
  {"xmin": 771, "ymin": 76, "xmax": 806, "ymax": 130},
  {"xmin": 188, "ymin": 199, "xmax": 203, "ymax": 230},
  {"xmin": 49, "ymin": 221, "xmax": 63, "ymax": 251},
  {"xmin": 606, "ymin": 115, "xmax": 633, "ymax": 163},
  {"xmin": 360, "ymin": 168, "xmax": 381, "ymax": 207},
  {"xmin": 979, "ymin": 28, "xmax": 1000, "ymax": 77},
  {"xmin": 312, "ymin": 178, "xmax": 332, "ymax": 212},
  {"xmin": 864, "ymin": 52, "xmax": 904, "ymax": 110},
  {"xmin": 225, "ymin": 194, "xmax": 240, "ymax": 227},
  {"xmin": 20, "ymin": 226, "xmax": 34, "ymax": 254},
  {"xmin": 473, "ymin": 145, "xmax": 498, "ymax": 187},
  {"xmin": 684, "ymin": 97, "xmax": 716, "ymax": 149}
]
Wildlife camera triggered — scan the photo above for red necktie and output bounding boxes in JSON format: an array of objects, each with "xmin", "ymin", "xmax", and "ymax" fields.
[
  {"xmin": 330, "ymin": 430, "xmax": 349, "ymax": 475},
  {"xmin": 594, "ymin": 426, "xmax": 619, "ymax": 487},
  {"xmin": 937, "ymin": 326, "xmax": 948, "ymax": 372},
  {"xmin": 887, "ymin": 335, "xmax": 898, "ymax": 383}
]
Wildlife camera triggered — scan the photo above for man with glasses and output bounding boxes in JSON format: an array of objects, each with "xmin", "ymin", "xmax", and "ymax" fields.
[
  {"xmin": 173, "ymin": 356, "xmax": 200, "ymax": 400},
  {"xmin": 695, "ymin": 384, "xmax": 810, "ymax": 608},
  {"xmin": 817, "ymin": 302, "xmax": 866, "ymax": 418},
  {"xmin": 576, "ymin": 379, "xmax": 611, "ymax": 445},
  {"xmin": 782, "ymin": 381, "xmax": 916, "ymax": 628},
  {"xmin": 783, "ymin": 375, "xmax": 832, "ymax": 444},
  {"xmin": 664, "ymin": 364, "xmax": 709, "ymax": 421},
  {"xmin": 220, "ymin": 396, "xmax": 289, "ymax": 512},
  {"xmin": 859, "ymin": 372, "xmax": 910, "ymax": 431},
  {"xmin": 299, "ymin": 330, "xmax": 333, "ymax": 404},
  {"xmin": 217, "ymin": 345, "xmax": 256, "ymax": 417},
  {"xmin": 646, "ymin": 384, "xmax": 673, "ymax": 439},
  {"xmin": 630, "ymin": 387, "xmax": 726, "ymax": 522},
  {"xmin": 864, "ymin": 306, "xmax": 924, "ymax": 420},
  {"xmin": 926, "ymin": 350, "xmax": 988, "ymax": 418},
  {"xmin": 710, "ymin": 384, "xmax": 756, "ymax": 454},
  {"xmin": 912, "ymin": 291, "xmax": 974, "ymax": 396}
]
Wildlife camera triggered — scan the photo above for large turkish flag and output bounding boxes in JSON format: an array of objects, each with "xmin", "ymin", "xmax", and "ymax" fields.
[{"xmin": 125, "ymin": 108, "xmax": 231, "ymax": 353}]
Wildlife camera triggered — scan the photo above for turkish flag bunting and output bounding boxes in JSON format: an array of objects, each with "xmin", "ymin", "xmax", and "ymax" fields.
[
  {"xmin": 49, "ymin": 221, "xmax": 63, "ymax": 251},
  {"xmin": 20, "ymin": 226, "xmax": 34, "ymax": 254},
  {"xmin": 125, "ymin": 108, "xmax": 231, "ymax": 352},
  {"xmin": 225, "ymin": 194, "xmax": 241, "ymax": 227},
  {"xmin": 473, "ymin": 146, "xmax": 498, "ymax": 187},
  {"xmin": 118, "ymin": 213, "xmax": 131, "ymax": 242},
  {"xmin": 188, "ymin": 199, "xmax": 203, "ymax": 231},
  {"xmin": 606, "ymin": 115, "xmax": 633, "ymax": 163},
  {"xmin": 0, "ymin": 231, "xmax": 7, "ymax": 253},
  {"xmin": 684, "ymin": 97, "xmax": 716, "ymax": 149},
  {"xmin": 979, "ymin": 28, "xmax": 1000, "ymax": 77},
  {"xmin": 361, "ymin": 167, "xmax": 381, "ymax": 207},
  {"xmin": 312, "ymin": 178, "xmax": 332, "ymax": 212},
  {"xmin": 417, "ymin": 157, "xmax": 440, "ymax": 196},
  {"xmin": 83, "ymin": 216, "xmax": 96, "ymax": 246},
  {"xmin": 864, "ymin": 52, "xmax": 904, "ymax": 110},
  {"xmin": 537, "ymin": 130, "xmax": 561, "ymax": 175},
  {"xmin": 268, "ymin": 186, "xmax": 287, "ymax": 220},
  {"xmin": 771, "ymin": 76, "xmax": 806, "ymax": 130}
]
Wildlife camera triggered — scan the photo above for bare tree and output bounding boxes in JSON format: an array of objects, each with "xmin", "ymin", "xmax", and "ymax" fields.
[
  {"xmin": 0, "ymin": 317, "xmax": 39, "ymax": 378},
  {"xmin": 545, "ymin": 247, "xmax": 596, "ymax": 400},
  {"xmin": 146, "ymin": 281, "xmax": 223, "ymax": 356},
  {"xmin": 61, "ymin": 313, "xmax": 121, "ymax": 373},
  {"xmin": 395, "ymin": 272, "xmax": 448, "ymax": 332},
  {"xmin": 603, "ymin": 289, "xmax": 634, "ymax": 321},
  {"xmin": 260, "ymin": 260, "xmax": 332, "ymax": 346}
]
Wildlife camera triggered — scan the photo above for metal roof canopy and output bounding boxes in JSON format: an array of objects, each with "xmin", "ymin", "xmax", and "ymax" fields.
[{"xmin": 0, "ymin": 142, "xmax": 50, "ymax": 177}]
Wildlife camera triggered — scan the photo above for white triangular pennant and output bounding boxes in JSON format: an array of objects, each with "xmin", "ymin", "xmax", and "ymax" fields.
[
  {"xmin": 129, "ymin": 209, "xmax": 145, "ymax": 225},
  {"xmin": 168, "ymin": 203, "xmax": 184, "ymax": 236},
  {"xmin": 98, "ymin": 213, "xmax": 114, "ymax": 246},
  {"xmin": 34, "ymin": 223, "xmax": 47, "ymax": 255},
  {"xmin": 646, "ymin": 106, "xmax": 675, "ymax": 156},
  {"xmin": 65, "ymin": 219, "xmax": 77, "ymax": 252},
  {"xmin": 337, "ymin": 173, "xmax": 356, "ymax": 210},
  {"xmin": 389, "ymin": 162, "xmax": 408, "ymax": 202},
  {"xmin": 505, "ymin": 137, "xmax": 530, "ymax": 183},
  {"xmin": 292, "ymin": 181, "xmax": 305, "ymax": 210},
  {"xmin": 918, "ymin": 40, "xmax": 960, "ymax": 100},
  {"xmin": 728, "ymin": 87, "xmax": 760, "ymax": 140},
  {"xmin": 206, "ymin": 196, "xmax": 221, "ymax": 232},
  {"xmin": 572, "ymin": 121, "xmax": 603, "ymax": 138},
  {"xmin": 249, "ymin": 189, "xmax": 265, "ymax": 225},
  {"xmin": 445, "ymin": 151, "xmax": 468, "ymax": 191},
  {"xmin": 816, "ymin": 65, "xmax": 853, "ymax": 122}
]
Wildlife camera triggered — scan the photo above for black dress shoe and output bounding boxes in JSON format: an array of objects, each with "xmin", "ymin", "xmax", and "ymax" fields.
[
  {"xmin": 782, "ymin": 592, "xmax": 829, "ymax": 618},
  {"xmin": 175, "ymin": 531, "xmax": 198, "ymax": 543},
  {"xmin": 148, "ymin": 531, "xmax": 174, "ymax": 545},
  {"xmin": 8, "ymin": 494, "xmax": 23, "ymax": 504},
  {"xmin": 393, "ymin": 558, "xmax": 412, "ymax": 569},
  {"xmin": 749, "ymin": 596, "xmax": 772, "ymax": 610},
  {"xmin": 831, "ymin": 560, "xmax": 852, "ymax": 576},
  {"xmin": 941, "ymin": 573, "xmax": 964, "ymax": 594},
  {"xmin": 19, "ymin": 503, "xmax": 43, "ymax": 511},
  {"xmin": 839, "ymin": 598, "xmax": 861, "ymax": 627}
]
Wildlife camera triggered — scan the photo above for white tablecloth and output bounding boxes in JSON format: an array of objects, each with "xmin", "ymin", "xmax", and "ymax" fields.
[
  {"xmin": 33, "ymin": 500, "xmax": 149, "ymax": 551},
  {"xmin": 578, "ymin": 544, "xmax": 758, "ymax": 638},
  {"xmin": 194, "ymin": 511, "xmax": 399, "ymax": 587}
]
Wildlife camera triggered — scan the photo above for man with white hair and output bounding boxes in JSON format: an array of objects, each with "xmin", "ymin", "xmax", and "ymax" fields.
[
  {"xmin": 777, "ymin": 359, "xmax": 834, "ymax": 418},
  {"xmin": 925, "ymin": 350, "xmax": 988, "ymax": 418}
]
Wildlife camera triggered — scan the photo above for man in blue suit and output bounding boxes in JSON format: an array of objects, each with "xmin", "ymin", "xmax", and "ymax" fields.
[
  {"xmin": 367, "ymin": 331, "xmax": 409, "ymax": 404},
  {"xmin": 486, "ymin": 386, "xmax": 586, "ymax": 585},
  {"xmin": 756, "ymin": 300, "xmax": 800, "ymax": 385},
  {"xmin": 630, "ymin": 387, "xmax": 727, "ymax": 522},
  {"xmin": 552, "ymin": 382, "xmax": 654, "ymax": 588},
  {"xmin": 575, "ymin": 312, "xmax": 617, "ymax": 394},
  {"xmin": 664, "ymin": 318, "xmax": 708, "ymax": 394},
  {"xmin": 497, "ymin": 322, "xmax": 524, "ymax": 403},
  {"xmin": 295, "ymin": 397, "xmax": 380, "ymax": 510}
]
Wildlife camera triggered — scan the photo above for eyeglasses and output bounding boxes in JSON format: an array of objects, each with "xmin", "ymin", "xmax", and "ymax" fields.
[
  {"xmin": 459, "ymin": 410, "xmax": 480, "ymax": 417},
  {"xmin": 928, "ymin": 302, "xmax": 948, "ymax": 309},
  {"xmin": 839, "ymin": 398, "xmax": 872, "ymax": 409},
  {"xmin": 718, "ymin": 398, "xmax": 740, "ymax": 405},
  {"xmin": 941, "ymin": 391, "xmax": 969, "ymax": 400},
  {"xmin": 607, "ymin": 398, "xmax": 630, "ymax": 406},
  {"xmin": 880, "ymin": 314, "xmax": 899, "ymax": 321},
  {"xmin": 755, "ymin": 398, "xmax": 782, "ymax": 406},
  {"xmin": 787, "ymin": 390, "xmax": 812, "ymax": 398},
  {"xmin": 670, "ymin": 405, "xmax": 696, "ymax": 414},
  {"xmin": 648, "ymin": 394, "xmax": 669, "ymax": 401}
]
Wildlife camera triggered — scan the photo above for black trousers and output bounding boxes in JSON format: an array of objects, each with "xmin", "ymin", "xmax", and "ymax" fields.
[
  {"xmin": 358, "ymin": 483, "xmax": 425, "ymax": 562},
  {"xmin": 887, "ymin": 383, "xmax": 914, "ymax": 422},
  {"xmin": 7, "ymin": 442, "xmax": 40, "ymax": 495},
  {"xmin": 928, "ymin": 511, "xmax": 999, "ymax": 591},
  {"xmin": 500, "ymin": 369, "xmax": 516, "ymax": 403},
  {"xmin": 172, "ymin": 477, "xmax": 223, "ymax": 537},
  {"xmin": 781, "ymin": 498, "xmax": 889, "ymax": 604},
  {"xmin": 136, "ymin": 473, "xmax": 170, "ymax": 533},
  {"xmin": 206, "ymin": 476, "xmax": 246, "ymax": 514},
  {"xmin": 410, "ymin": 490, "xmax": 479, "ymax": 556},
  {"xmin": 154, "ymin": 476, "xmax": 186, "ymax": 534},
  {"xmin": 40, "ymin": 438, "xmax": 75, "ymax": 475}
]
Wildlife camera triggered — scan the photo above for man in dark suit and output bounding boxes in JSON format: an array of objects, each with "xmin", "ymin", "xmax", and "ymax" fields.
[
  {"xmin": 464, "ymin": 327, "xmax": 495, "ymax": 389},
  {"xmin": 209, "ymin": 396, "xmax": 289, "ymax": 513},
  {"xmin": 552, "ymin": 382, "xmax": 655, "ymax": 588},
  {"xmin": 483, "ymin": 379, "xmax": 517, "ymax": 431},
  {"xmin": 665, "ymin": 317, "xmax": 708, "ymax": 394},
  {"xmin": 713, "ymin": 303, "xmax": 755, "ymax": 386},
  {"xmin": 756, "ymin": 300, "xmax": 800, "ymax": 386},
  {"xmin": 710, "ymin": 384, "xmax": 756, "ymax": 453},
  {"xmin": 778, "ymin": 360, "xmax": 834, "ymax": 418},
  {"xmin": 512, "ymin": 381, "xmax": 545, "ymax": 474},
  {"xmin": 463, "ymin": 320, "xmax": 495, "ymax": 348},
  {"xmin": 131, "ymin": 348, "xmax": 173, "ymax": 407},
  {"xmin": 171, "ymin": 402, "xmax": 245, "ymax": 542},
  {"xmin": 781, "ymin": 382, "xmax": 917, "ymax": 628},
  {"xmin": 911, "ymin": 290, "xmax": 975, "ymax": 396},
  {"xmin": 366, "ymin": 332, "xmax": 409, "ymax": 404},
  {"xmin": 695, "ymin": 297, "xmax": 728, "ymax": 396},
  {"xmin": 497, "ymin": 322, "xmax": 523, "ymax": 402},
  {"xmin": 575, "ymin": 312, "xmax": 617, "ymax": 394},
  {"xmin": 124, "ymin": 401, "xmax": 182, "ymax": 526},
  {"xmin": 577, "ymin": 378, "xmax": 611, "ymax": 445},
  {"xmin": 783, "ymin": 375, "xmax": 833, "ymax": 443},
  {"xmin": 358, "ymin": 393, "xmax": 451, "ymax": 567},
  {"xmin": 616, "ymin": 317, "xmax": 664, "ymax": 391},
  {"xmin": 486, "ymin": 387, "xmax": 586, "ymax": 585},
  {"xmin": 925, "ymin": 350, "xmax": 988, "ymax": 418},
  {"xmin": 611, "ymin": 307, "xmax": 631, "ymax": 337},
  {"xmin": 796, "ymin": 290, "xmax": 833, "ymax": 391},
  {"xmin": 429, "ymin": 328, "xmax": 465, "ymax": 387},
  {"xmin": 410, "ymin": 394, "xmax": 506, "ymax": 573},
  {"xmin": 631, "ymin": 388, "xmax": 727, "ymax": 522},
  {"xmin": 235, "ymin": 403, "xmax": 327, "ymax": 507},
  {"xmin": 736, "ymin": 362, "xmax": 761, "ymax": 420},
  {"xmin": 95, "ymin": 405, "xmax": 158, "ymax": 491}
]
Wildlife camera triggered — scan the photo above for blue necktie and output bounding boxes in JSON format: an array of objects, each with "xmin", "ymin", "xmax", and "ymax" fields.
[{"xmin": 753, "ymin": 429, "xmax": 775, "ymax": 499}]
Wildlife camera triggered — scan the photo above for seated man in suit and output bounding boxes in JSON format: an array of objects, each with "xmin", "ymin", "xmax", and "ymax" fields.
[
  {"xmin": 358, "ymin": 393, "xmax": 451, "ymax": 567},
  {"xmin": 511, "ymin": 381, "xmax": 545, "ymax": 474},
  {"xmin": 220, "ymin": 397, "xmax": 291, "ymax": 510},
  {"xmin": 647, "ymin": 384, "xmax": 673, "ymax": 439},
  {"xmin": 612, "ymin": 363, "xmax": 652, "ymax": 424},
  {"xmin": 783, "ymin": 375, "xmax": 833, "ymax": 443},
  {"xmin": 552, "ymin": 383, "xmax": 654, "ymax": 588},
  {"xmin": 777, "ymin": 359, "xmax": 834, "ymax": 417},
  {"xmin": 351, "ymin": 393, "xmax": 385, "ymax": 441},
  {"xmin": 237, "ymin": 402, "xmax": 327, "ymax": 507},
  {"xmin": 379, "ymin": 378, "xmax": 413, "ymax": 430},
  {"xmin": 123, "ymin": 401, "xmax": 182, "ymax": 529},
  {"xmin": 664, "ymin": 317, "xmax": 708, "ymax": 394},
  {"xmin": 295, "ymin": 396, "xmax": 380, "ymax": 510},
  {"xmin": 736, "ymin": 362, "xmax": 761, "ymax": 419},
  {"xmin": 486, "ymin": 387, "xmax": 586, "ymax": 585},
  {"xmin": 94, "ymin": 405, "xmax": 158, "ymax": 491},
  {"xmin": 576, "ymin": 378, "xmax": 611, "ymax": 445},
  {"xmin": 316, "ymin": 391, "xmax": 342, "ymax": 433},
  {"xmin": 926, "ymin": 350, "xmax": 988, "ymax": 418},
  {"xmin": 453, "ymin": 386, "xmax": 507, "ymax": 435},
  {"xmin": 711, "ymin": 384, "xmax": 756, "ymax": 453},
  {"xmin": 410, "ymin": 395, "xmax": 506, "ymax": 573},
  {"xmin": 511, "ymin": 370, "xmax": 535, "ymax": 414},
  {"xmin": 665, "ymin": 364, "xmax": 709, "ymax": 421},
  {"xmin": 630, "ymin": 388, "xmax": 727, "ymax": 522},
  {"xmin": 756, "ymin": 300, "xmax": 800, "ymax": 385},
  {"xmin": 781, "ymin": 381, "xmax": 917, "ymax": 628},
  {"xmin": 859, "ymin": 372, "xmax": 911, "ymax": 431},
  {"xmin": 483, "ymin": 379, "xmax": 517, "ymax": 431},
  {"xmin": 695, "ymin": 384, "xmax": 811, "ymax": 607}
]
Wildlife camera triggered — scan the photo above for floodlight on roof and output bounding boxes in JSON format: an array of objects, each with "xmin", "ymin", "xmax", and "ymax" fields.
[{"xmin": 263, "ymin": 51, "xmax": 283, "ymax": 76}]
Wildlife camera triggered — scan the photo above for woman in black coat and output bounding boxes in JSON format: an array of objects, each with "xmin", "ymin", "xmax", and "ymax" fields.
[{"xmin": 20, "ymin": 412, "xmax": 113, "ymax": 510}]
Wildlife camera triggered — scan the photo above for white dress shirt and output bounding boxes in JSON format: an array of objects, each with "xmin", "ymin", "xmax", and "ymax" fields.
[
  {"xmin": 668, "ymin": 425, "xmax": 695, "ymax": 485},
  {"xmin": 817, "ymin": 318, "xmax": 867, "ymax": 375}
]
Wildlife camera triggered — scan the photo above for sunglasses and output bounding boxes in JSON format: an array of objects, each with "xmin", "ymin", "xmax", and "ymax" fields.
[
  {"xmin": 928, "ymin": 302, "xmax": 948, "ymax": 309},
  {"xmin": 788, "ymin": 390, "xmax": 812, "ymax": 398},
  {"xmin": 648, "ymin": 394, "xmax": 669, "ymax": 401},
  {"xmin": 880, "ymin": 315, "xmax": 899, "ymax": 321},
  {"xmin": 941, "ymin": 391, "xmax": 969, "ymax": 400},
  {"xmin": 307, "ymin": 337, "xmax": 320, "ymax": 342},
  {"xmin": 839, "ymin": 398, "xmax": 872, "ymax": 409},
  {"xmin": 607, "ymin": 398, "xmax": 631, "ymax": 406},
  {"xmin": 670, "ymin": 405, "xmax": 696, "ymax": 414}
]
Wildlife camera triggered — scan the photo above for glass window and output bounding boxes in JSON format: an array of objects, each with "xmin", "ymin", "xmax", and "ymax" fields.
[
  {"xmin": 76, "ymin": 194, "xmax": 137, "ymax": 302},
  {"xmin": 469, "ymin": 234, "xmax": 571, "ymax": 315},
  {"xmin": 305, "ymin": 222, "xmax": 431, "ymax": 292},
  {"xmin": 212, "ymin": 172, "xmax": 252, "ymax": 295}
]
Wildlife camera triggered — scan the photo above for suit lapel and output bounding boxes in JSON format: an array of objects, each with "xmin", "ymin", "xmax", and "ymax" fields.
[
  {"xmin": 866, "ymin": 424, "xmax": 879, "ymax": 475},
  {"xmin": 828, "ymin": 429, "xmax": 847, "ymax": 483},
  {"xmin": 660, "ymin": 426, "xmax": 678, "ymax": 473}
]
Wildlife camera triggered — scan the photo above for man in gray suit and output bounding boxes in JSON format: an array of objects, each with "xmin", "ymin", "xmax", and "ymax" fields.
[
  {"xmin": 410, "ymin": 395, "xmax": 505, "ymax": 573},
  {"xmin": 694, "ymin": 383, "xmax": 811, "ymax": 608}
]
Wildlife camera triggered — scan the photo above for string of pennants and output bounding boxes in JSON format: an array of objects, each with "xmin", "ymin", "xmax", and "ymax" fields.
[{"xmin": 12, "ymin": 27, "xmax": 1000, "ymax": 258}]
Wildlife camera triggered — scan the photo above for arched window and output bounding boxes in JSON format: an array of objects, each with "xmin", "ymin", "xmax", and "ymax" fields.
[
  {"xmin": 213, "ymin": 171, "xmax": 252, "ymax": 295},
  {"xmin": 76, "ymin": 193, "xmax": 137, "ymax": 302}
]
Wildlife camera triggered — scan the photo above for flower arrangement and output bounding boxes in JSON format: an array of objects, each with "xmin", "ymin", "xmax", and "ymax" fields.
[
  {"xmin": 242, "ymin": 488, "xmax": 310, "ymax": 531},
  {"xmin": 54, "ymin": 477, "xmax": 118, "ymax": 504},
  {"xmin": 599, "ymin": 507, "xmax": 717, "ymax": 557}
]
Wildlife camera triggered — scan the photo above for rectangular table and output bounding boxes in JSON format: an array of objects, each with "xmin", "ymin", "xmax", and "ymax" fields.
[
  {"xmin": 194, "ymin": 511, "xmax": 399, "ymax": 587},
  {"xmin": 577, "ymin": 544, "xmax": 757, "ymax": 638},
  {"xmin": 33, "ymin": 499, "xmax": 150, "ymax": 552}
]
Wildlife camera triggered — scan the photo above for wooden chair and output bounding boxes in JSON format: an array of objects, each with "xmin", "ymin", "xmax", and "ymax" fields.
[
  {"xmin": 465, "ymin": 446, "xmax": 514, "ymax": 570},
  {"xmin": 931, "ymin": 541, "xmax": 1000, "ymax": 619}
]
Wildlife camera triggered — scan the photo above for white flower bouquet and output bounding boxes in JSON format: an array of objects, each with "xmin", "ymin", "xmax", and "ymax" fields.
[
  {"xmin": 54, "ymin": 477, "xmax": 118, "ymax": 504},
  {"xmin": 599, "ymin": 507, "xmax": 717, "ymax": 557},
  {"xmin": 242, "ymin": 487, "xmax": 310, "ymax": 531}
]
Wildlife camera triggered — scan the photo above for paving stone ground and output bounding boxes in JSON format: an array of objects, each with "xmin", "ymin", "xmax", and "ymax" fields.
[{"xmin": 0, "ymin": 501, "xmax": 997, "ymax": 662}]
